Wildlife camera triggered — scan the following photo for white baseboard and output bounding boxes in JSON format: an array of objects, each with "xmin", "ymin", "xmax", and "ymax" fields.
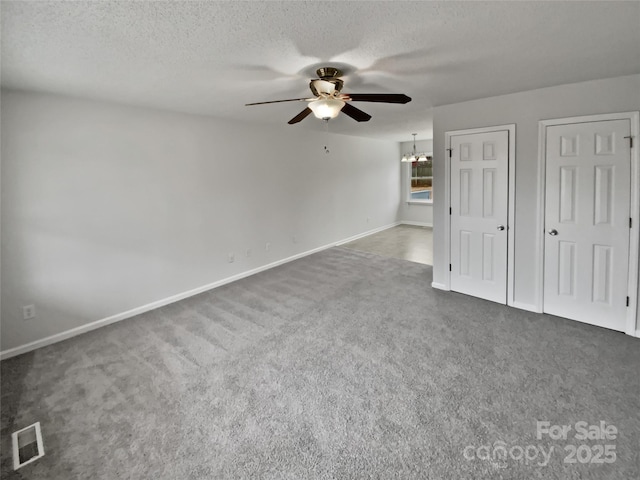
[
  {"xmin": 400, "ymin": 221, "xmax": 433, "ymax": 228},
  {"xmin": 1, "ymin": 222, "xmax": 400, "ymax": 360},
  {"xmin": 634, "ymin": 330, "xmax": 640, "ymax": 339},
  {"xmin": 509, "ymin": 301, "xmax": 540, "ymax": 313},
  {"xmin": 431, "ymin": 282, "xmax": 448, "ymax": 291},
  {"xmin": 335, "ymin": 222, "xmax": 400, "ymax": 245}
]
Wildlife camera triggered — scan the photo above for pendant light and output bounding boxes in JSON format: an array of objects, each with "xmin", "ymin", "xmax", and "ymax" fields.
[{"xmin": 401, "ymin": 133, "xmax": 430, "ymax": 162}]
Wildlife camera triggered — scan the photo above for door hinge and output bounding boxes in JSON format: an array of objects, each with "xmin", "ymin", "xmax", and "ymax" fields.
[
  {"xmin": 449, "ymin": 207, "xmax": 452, "ymax": 215},
  {"xmin": 630, "ymin": 218, "xmax": 633, "ymax": 229},
  {"xmin": 449, "ymin": 264, "xmax": 452, "ymax": 272},
  {"xmin": 624, "ymin": 136, "xmax": 633, "ymax": 148},
  {"xmin": 446, "ymin": 148, "xmax": 452, "ymax": 158},
  {"xmin": 627, "ymin": 296, "xmax": 630, "ymax": 307}
]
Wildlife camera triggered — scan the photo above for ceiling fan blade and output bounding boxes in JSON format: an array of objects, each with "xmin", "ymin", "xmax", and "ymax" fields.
[
  {"xmin": 288, "ymin": 107, "xmax": 313, "ymax": 124},
  {"xmin": 245, "ymin": 98, "xmax": 311, "ymax": 106},
  {"xmin": 341, "ymin": 103, "xmax": 372, "ymax": 122},
  {"xmin": 344, "ymin": 93, "xmax": 412, "ymax": 104}
]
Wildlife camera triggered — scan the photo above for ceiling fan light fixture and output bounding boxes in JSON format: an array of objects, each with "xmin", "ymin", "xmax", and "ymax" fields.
[{"xmin": 308, "ymin": 98, "xmax": 345, "ymax": 120}]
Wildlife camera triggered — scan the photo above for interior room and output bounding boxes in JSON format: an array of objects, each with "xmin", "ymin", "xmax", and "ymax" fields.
[{"xmin": 1, "ymin": 2, "xmax": 639, "ymax": 478}]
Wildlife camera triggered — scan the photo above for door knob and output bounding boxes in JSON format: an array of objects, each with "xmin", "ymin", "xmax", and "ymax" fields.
[
  {"xmin": 497, "ymin": 225, "xmax": 505, "ymax": 231},
  {"xmin": 548, "ymin": 229, "xmax": 558, "ymax": 236}
]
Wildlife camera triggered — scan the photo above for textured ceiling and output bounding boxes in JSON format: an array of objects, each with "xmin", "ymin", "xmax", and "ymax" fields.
[{"xmin": 2, "ymin": 1, "xmax": 639, "ymax": 141}]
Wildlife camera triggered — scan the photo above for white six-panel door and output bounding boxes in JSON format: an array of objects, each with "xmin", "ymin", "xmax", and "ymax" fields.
[
  {"xmin": 450, "ymin": 130, "xmax": 510, "ymax": 303},
  {"xmin": 543, "ymin": 119, "xmax": 632, "ymax": 331}
]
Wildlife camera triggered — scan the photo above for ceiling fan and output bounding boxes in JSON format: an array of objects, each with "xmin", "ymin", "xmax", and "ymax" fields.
[{"xmin": 245, "ymin": 67, "xmax": 411, "ymax": 124}]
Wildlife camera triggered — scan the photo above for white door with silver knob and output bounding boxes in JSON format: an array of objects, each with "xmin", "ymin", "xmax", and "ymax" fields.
[
  {"xmin": 450, "ymin": 130, "xmax": 510, "ymax": 303},
  {"xmin": 543, "ymin": 119, "xmax": 632, "ymax": 331}
]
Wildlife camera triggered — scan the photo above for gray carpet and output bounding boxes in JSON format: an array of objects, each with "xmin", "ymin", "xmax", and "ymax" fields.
[{"xmin": 1, "ymin": 247, "xmax": 638, "ymax": 479}]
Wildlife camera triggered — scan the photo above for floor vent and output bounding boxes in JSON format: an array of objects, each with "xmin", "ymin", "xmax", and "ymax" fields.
[{"xmin": 12, "ymin": 422, "xmax": 45, "ymax": 470}]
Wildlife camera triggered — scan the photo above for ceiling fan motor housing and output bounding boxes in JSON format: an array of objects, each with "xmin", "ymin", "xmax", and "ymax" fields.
[
  {"xmin": 310, "ymin": 78, "xmax": 344, "ymax": 97},
  {"xmin": 316, "ymin": 67, "xmax": 342, "ymax": 79},
  {"xmin": 309, "ymin": 67, "xmax": 345, "ymax": 97}
]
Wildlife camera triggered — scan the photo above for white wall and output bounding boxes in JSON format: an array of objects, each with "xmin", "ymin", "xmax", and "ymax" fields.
[
  {"xmin": 399, "ymin": 139, "xmax": 433, "ymax": 226},
  {"xmin": 1, "ymin": 89, "xmax": 401, "ymax": 352},
  {"xmin": 432, "ymin": 74, "xmax": 640, "ymax": 329}
]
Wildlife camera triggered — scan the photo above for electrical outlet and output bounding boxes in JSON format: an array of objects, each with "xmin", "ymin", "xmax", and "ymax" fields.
[
  {"xmin": 292, "ymin": 235, "xmax": 298, "ymax": 244},
  {"xmin": 245, "ymin": 249, "xmax": 252, "ymax": 258},
  {"xmin": 228, "ymin": 253, "xmax": 235, "ymax": 263},
  {"xmin": 265, "ymin": 242, "xmax": 271, "ymax": 252},
  {"xmin": 23, "ymin": 305, "xmax": 36, "ymax": 320}
]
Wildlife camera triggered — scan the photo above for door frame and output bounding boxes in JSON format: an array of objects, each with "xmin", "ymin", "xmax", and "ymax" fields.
[
  {"xmin": 442, "ymin": 124, "xmax": 516, "ymax": 306},
  {"xmin": 536, "ymin": 112, "xmax": 640, "ymax": 336}
]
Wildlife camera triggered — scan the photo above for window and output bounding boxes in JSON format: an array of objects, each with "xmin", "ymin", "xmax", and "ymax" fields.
[{"xmin": 408, "ymin": 156, "xmax": 432, "ymax": 203}]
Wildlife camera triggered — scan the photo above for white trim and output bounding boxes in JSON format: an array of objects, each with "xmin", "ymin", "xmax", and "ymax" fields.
[
  {"xmin": 510, "ymin": 301, "xmax": 539, "ymax": 313},
  {"xmin": 0, "ymin": 222, "xmax": 400, "ymax": 360},
  {"xmin": 626, "ymin": 113, "xmax": 640, "ymax": 336},
  {"xmin": 406, "ymin": 200, "xmax": 433, "ymax": 205},
  {"xmin": 442, "ymin": 135, "xmax": 451, "ymax": 290},
  {"xmin": 635, "ymin": 330, "xmax": 640, "ymax": 339},
  {"xmin": 431, "ymin": 282, "xmax": 448, "ymax": 290},
  {"xmin": 334, "ymin": 222, "xmax": 400, "ymax": 245},
  {"xmin": 535, "ymin": 122, "xmax": 547, "ymax": 313},
  {"xmin": 444, "ymin": 124, "xmax": 516, "ymax": 304},
  {"xmin": 12, "ymin": 422, "xmax": 45, "ymax": 470},
  {"xmin": 506, "ymin": 126, "xmax": 517, "ymax": 308},
  {"xmin": 537, "ymin": 111, "xmax": 640, "ymax": 335},
  {"xmin": 400, "ymin": 221, "xmax": 433, "ymax": 228}
]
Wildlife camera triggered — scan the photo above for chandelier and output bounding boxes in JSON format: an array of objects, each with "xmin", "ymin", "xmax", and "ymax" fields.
[{"xmin": 401, "ymin": 133, "xmax": 430, "ymax": 162}]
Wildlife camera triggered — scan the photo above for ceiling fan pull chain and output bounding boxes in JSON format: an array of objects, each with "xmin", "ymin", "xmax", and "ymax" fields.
[{"xmin": 324, "ymin": 118, "xmax": 331, "ymax": 155}]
